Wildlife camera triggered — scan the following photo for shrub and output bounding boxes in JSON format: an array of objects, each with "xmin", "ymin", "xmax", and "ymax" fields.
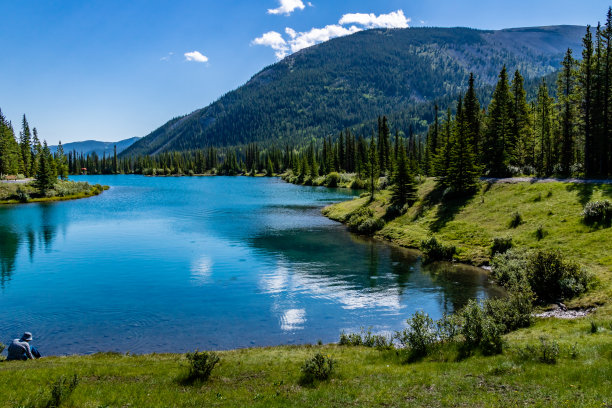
[
  {"xmin": 324, "ymin": 172, "xmax": 341, "ymax": 187},
  {"xmin": 527, "ymin": 250, "xmax": 592, "ymax": 303},
  {"xmin": 339, "ymin": 329, "xmax": 392, "ymax": 349},
  {"xmin": 395, "ymin": 311, "xmax": 437, "ymax": 361},
  {"xmin": 508, "ymin": 212, "xmax": 522, "ymax": 228},
  {"xmin": 590, "ymin": 321, "xmax": 598, "ymax": 334},
  {"xmin": 420, "ymin": 236, "xmax": 456, "ymax": 263},
  {"xmin": 535, "ymin": 225, "xmax": 546, "ymax": 240},
  {"xmin": 490, "ymin": 250, "xmax": 529, "ymax": 289},
  {"xmin": 531, "ymin": 338, "xmax": 559, "ymax": 364},
  {"xmin": 436, "ymin": 313, "xmax": 461, "ymax": 342},
  {"xmin": 582, "ymin": 200, "xmax": 612, "ymax": 226},
  {"xmin": 300, "ymin": 353, "xmax": 335, "ymax": 384},
  {"xmin": 0, "ymin": 342, "xmax": 5, "ymax": 355},
  {"xmin": 15, "ymin": 187, "xmax": 30, "ymax": 202},
  {"xmin": 459, "ymin": 300, "xmax": 503, "ymax": 355},
  {"xmin": 350, "ymin": 178, "xmax": 366, "ymax": 189},
  {"xmin": 185, "ymin": 351, "xmax": 220, "ymax": 382},
  {"xmin": 346, "ymin": 207, "xmax": 384, "ymax": 234},
  {"xmin": 45, "ymin": 374, "xmax": 79, "ymax": 408},
  {"xmin": 484, "ymin": 290, "xmax": 533, "ymax": 333},
  {"xmin": 491, "ymin": 236, "xmax": 513, "ymax": 255}
]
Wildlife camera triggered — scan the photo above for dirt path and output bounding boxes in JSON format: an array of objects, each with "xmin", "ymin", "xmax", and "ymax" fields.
[{"xmin": 0, "ymin": 178, "xmax": 33, "ymax": 184}]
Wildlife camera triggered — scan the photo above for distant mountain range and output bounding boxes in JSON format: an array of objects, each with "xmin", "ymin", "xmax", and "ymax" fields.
[
  {"xmin": 121, "ymin": 25, "xmax": 586, "ymax": 157},
  {"xmin": 51, "ymin": 137, "xmax": 141, "ymax": 157}
]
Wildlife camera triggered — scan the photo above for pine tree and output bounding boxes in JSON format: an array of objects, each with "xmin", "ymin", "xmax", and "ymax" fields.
[
  {"xmin": 446, "ymin": 96, "xmax": 480, "ymax": 194},
  {"xmin": 579, "ymin": 26, "xmax": 596, "ymax": 176},
  {"xmin": 511, "ymin": 70, "xmax": 533, "ymax": 168},
  {"xmin": 55, "ymin": 141, "xmax": 69, "ymax": 180},
  {"xmin": 366, "ymin": 133, "xmax": 379, "ymax": 201},
  {"xmin": 390, "ymin": 138, "xmax": 417, "ymax": 208},
  {"xmin": 463, "ymin": 73, "xmax": 481, "ymax": 159},
  {"xmin": 19, "ymin": 115, "xmax": 32, "ymax": 177},
  {"xmin": 434, "ymin": 108, "xmax": 454, "ymax": 186},
  {"xmin": 557, "ymin": 48, "xmax": 577, "ymax": 176},
  {"xmin": 483, "ymin": 66, "xmax": 514, "ymax": 177},
  {"xmin": 35, "ymin": 141, "xmax": 57, "ymax": 194},
  {"xmin": 535, "ymin": 81, "xmax": 555, "ymax": 176}
]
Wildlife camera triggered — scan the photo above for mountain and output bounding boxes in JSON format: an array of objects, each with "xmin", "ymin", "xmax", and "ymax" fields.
[
  {"xmin": 122, "ymin": 25, "xmax": 586, "ymax": 157},
  {"xmin": 51, "ymin": 137, "xmax": 141, "ymax": 157}
]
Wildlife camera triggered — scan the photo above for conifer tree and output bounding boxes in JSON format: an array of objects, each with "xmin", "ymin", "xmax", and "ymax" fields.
[
  {"xmin": 463, "ymin": 73, "xmax": 481, "ymax": 159},
  {"xmin": 483, "ymin": 66, "xmax": 514, "ymax": 176},
  {"xmin": 434, "ymin": 108, "xmax": 454, "ymax": 186},
  {"xmin": 55, "ymin": 141, "xmax": 69, "ymax": 180},
  {"xmin": 511, "ymin": 70, "xmax": 533, "ymax": 168},
  {"xmin": 557, "ymin": 48, "xmax": 577, "ymax": 176},
  {"xmin": 366, "ymin": 133, "xmax": 379, "ymax": 201},
  {"xmin": 390, "ymin": 138, "xmax": 417, "ymax": 208},
  {"xmin": 446, "ymin": 96, "xmax": 480, "ymax": 194},
  {"xmin": 19, "ymin": 115, "xmax": 32, "ymax": 177},
  {"xmin": 579, "ymin": 26, "xmax": 596, "ymax": 176},
  {"xmin": 35, "ymin": 141, "xmax": 57, "ymax": 194}
]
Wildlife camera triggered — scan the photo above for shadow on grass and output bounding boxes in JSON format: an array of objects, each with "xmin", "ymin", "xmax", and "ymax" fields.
[
  {"xmin": 425, "ymin": 186, "xmax": 477, "ymax": 233},
  {"xmin": 566, "ymin": 183, "xmax": 595, "ymax": 206}
]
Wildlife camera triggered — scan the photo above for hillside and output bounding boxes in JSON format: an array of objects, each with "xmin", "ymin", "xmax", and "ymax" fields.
[
  {"xmin": 122, "ymin": 25, "xmax": 585, "ymax": 157},
  {"xmin": 51, "ymin": 137, "xmax": 140, "ymax": 157}
]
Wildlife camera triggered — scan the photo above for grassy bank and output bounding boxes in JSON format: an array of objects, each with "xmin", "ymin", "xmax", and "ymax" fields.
[
  {"xmin": 0, "ymin": 180, "xmax": 109, "ymax": 205},
  {"xmin": 1, "ymin": 317, "xmax": 611, "ymax": 408}
]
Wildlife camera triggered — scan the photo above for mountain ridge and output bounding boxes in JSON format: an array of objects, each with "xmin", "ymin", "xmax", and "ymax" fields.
[
  {"xmin": 51, "ymin": 137, "xmax": 141, "ymax": 157},
  {"xmin": 122, "ymin": 25, "xmax": 586, "ymax": 157}
]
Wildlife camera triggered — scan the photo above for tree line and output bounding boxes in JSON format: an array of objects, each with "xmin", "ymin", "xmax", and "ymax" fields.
[{"xmin": 0, "ymin": 112, "xmax": 68, "ymax": 193}]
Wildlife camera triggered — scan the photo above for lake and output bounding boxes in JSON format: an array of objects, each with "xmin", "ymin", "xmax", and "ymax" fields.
[{"xmin": 0, "ymin": 175, "xmax": 501, "ymax": 355}]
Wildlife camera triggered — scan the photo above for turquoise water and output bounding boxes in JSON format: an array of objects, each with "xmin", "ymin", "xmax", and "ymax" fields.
[{"xmin": 0, "ymin": 176, "xmax": 501, "ymax": 355}]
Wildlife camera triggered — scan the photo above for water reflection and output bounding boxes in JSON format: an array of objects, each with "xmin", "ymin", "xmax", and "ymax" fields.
[
  {"xmin": 0, "ymin": 204, "xmax": 61, "ymax": 287},
  {"xmin": 251, "ymin": 227, "xmax": 502, "ymax": 320}
]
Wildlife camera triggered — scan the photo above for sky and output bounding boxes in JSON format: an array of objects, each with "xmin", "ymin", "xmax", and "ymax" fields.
[{"xmin": 0, "ymin": 0, "xmax": 610, "ymax": 145}]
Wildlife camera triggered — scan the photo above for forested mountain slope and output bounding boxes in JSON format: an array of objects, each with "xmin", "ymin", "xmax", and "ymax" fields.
[
  {"xmin": 122, "ymin": 25, "xmax": 585, "ymax": 156},
  {"xmin": 50, "ymin": 137, "xmax": 140, "ymax": 157}
]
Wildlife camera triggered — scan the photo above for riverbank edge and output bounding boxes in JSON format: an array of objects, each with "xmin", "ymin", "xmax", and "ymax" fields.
[{"xmin": 0, "ymin": 184, "xmax": 109, "ymax": 205}]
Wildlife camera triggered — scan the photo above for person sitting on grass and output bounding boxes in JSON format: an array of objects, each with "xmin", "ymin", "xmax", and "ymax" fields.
[{"xmin": 6, "ymin": 332, "xmax": 41, "ymax": 361}]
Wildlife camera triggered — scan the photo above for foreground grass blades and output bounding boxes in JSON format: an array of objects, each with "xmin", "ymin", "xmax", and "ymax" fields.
[{"xmin": 0, "ymin": 324, "xmax": 611, "ymax": 408}]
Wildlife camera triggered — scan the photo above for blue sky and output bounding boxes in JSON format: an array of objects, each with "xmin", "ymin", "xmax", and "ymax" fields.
[{"xmin": 1, "ymin": 0, "xmax": 609, "ymax": 145}]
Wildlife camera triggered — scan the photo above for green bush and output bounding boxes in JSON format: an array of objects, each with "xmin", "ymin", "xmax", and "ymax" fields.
[
  {"xmin": 346, "ymin": 207, "xmax": 384, "ymax": 234},
  {"xmin": 508, "ymin": 212, "xmax": 523, "ymax": 228},
  {"xmin": 45, "ymin": 374, "xmax": 79, "ymax": 408},
  {"xmin": 339, "ymin": 329, "xmax": 392, "ymax": 349},
  {"xmin": 185, "ymin": 351, "xmax": 220, "ymax": 382},
  {"xmin": 0, "ymin": 342, "xmax": 5, "ymax": 355},
  {"xmin": 324, "ymin": 172, "xmax": 341, "ymax": 187},
  {"xmin": 300, "ymin": 353, "xmax": 335, "ymax": 385},
  {"xmin": 15, "ymin": 187, "xmax": 30, "ymax": 202},
  {"xmin": 420, "ymin": 236, "xmax": 456, "ymax": 263},
  {"xmin": 535, "ymin": 225, "xmax": 546, "ymax": 240},
  {"xmin": 491, "ymin": 236, "xmax": 513, "ymax": 255},
  {"xmin": 520, "ymin": 338, "xmax": 559, "ymax": 364},
  {"xmin": 484, "ymin": 290, "xmax": 533, "ymax": 333},
  {"xmin": 490, "ymin": 250, "xmax": 529, "ymax": 289},
  {"xmin": 582, "ymin": 200, "xmax": 611, "ymax": 226},
  {"xmin": 459, "ymin": 300, "xmax": 504, "ymax": 356},
  {"xmin": 527, "ymin": 250, "xmax": 592, "ymax": 303},
  {"xmin": 395, "ymin": 311, "xmax": 437, "ymax": 361},
  {"xmin": 350, "ymin": 178, "xmax": 366, "ymax": 189}
]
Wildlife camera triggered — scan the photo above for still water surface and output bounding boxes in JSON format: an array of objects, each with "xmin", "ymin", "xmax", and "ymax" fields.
[{"xmin": 0, "ymin": 176, "xmax": 501, "ymax": 355}]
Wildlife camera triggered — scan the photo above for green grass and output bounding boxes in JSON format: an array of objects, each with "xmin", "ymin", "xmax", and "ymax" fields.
[
  {"xmin": 0, "ymin": 180, "xmax": 109, "ymax": 205},
  {"xmin": 324, "ymin": 179, "xmax": 612, "ymax": 309},
  {"xmin": 1, "ymin": 321, "xmax": 611, "ymax": 408}
]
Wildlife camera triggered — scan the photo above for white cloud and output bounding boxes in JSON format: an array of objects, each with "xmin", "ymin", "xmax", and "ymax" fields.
[
  {"xmin": 252, "ymin": 31, "xmax": 288, "ymax": 59},
  {"xmin": 339, "ymin": 10, "xmax": 410, "ymax": 29},
  {"xmin": 253, "ymin": 10, "xmax": 410, "ymax": 60},
  {"xmin": 267, "ymin": 0, "xmax": 305, "ymax": 16},
  {"xmin": 184, "ymin": 51, "xmax": 208, "ymax": 63}
]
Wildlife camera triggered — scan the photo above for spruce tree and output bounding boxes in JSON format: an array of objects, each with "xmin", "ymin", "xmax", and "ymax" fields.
[
  {"xmin": 366, "ymin": 133, "xmax": 379, "ymax": 201},
  {"xmin": 19, "ymin": 115, "xmax": 32, "ymax": 177},
  {"xmin": 511, "ymin": 70, "xmax": 533, "ymax": 169},
  {"xmin": 463, "ymin": 73, "xmax": 481, "ymax": 159},
  {"xmin": 390, "ymin": 138, "xmax": 417, "ymax": 208},
  {"xmin": 579, "ymin": 26, "xmax": 595, "ymax": 176},
  {"xmin": 446, "ymin": 96, "xmax": 480, "ymax": 194},
  {"xmin": 557, "ymin": 48, "xmax": 577, "ymax": 176},
  {"xmin": 483, "ymin": 66, "xmax": 514, "ymax": 177},
  {"xmin": 35, "ymin": 141, "xmax": 57, "ymax": 194}
]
